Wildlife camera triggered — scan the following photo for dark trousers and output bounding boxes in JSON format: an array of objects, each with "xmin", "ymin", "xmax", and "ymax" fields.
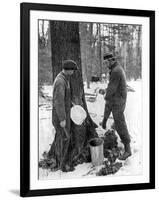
[
  {"xmin": 48, "ymin": 109, "xmax": 71, "ymax": 169},
  {"xmin": 103, "ymin": 102, "xmax": 130, "ymax": 145}
]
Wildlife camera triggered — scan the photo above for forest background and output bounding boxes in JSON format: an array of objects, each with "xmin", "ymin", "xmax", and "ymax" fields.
[{"xmin": 38, "ymin": 20, "xmax": 142, "ymax": 89}]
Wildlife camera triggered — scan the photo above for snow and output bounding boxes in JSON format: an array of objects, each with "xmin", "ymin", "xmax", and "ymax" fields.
[{"xmin": 39, "ymin": 80, "xmax": 142, "ymax": 179}]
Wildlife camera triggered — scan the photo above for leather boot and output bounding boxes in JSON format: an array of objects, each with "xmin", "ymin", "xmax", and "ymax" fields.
[{"xmin": 119, "ymin": 143, "xmax": 132, "ymax": 160}]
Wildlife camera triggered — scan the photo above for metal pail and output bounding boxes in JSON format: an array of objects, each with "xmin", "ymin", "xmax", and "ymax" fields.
[{"xmin": 89, "ymin": 138, "xmax": 104, "ymax": 166}]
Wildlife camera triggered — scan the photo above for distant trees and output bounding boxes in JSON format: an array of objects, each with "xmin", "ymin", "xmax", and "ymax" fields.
[
  {"xmin": 79, "ymin": 23, "xmax": 142, "ymax": 84},
  {"xmin": 38, "ymin": 20, "xmax": 142, "ymax": 87},
  {"xmin": 38, "ymin": 20, "xmax": 52, "ymax": 88}
]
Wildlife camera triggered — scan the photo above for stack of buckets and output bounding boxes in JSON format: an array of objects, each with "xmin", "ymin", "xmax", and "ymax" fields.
[{"xmin": 89, "ymin": 138, "xmax": 104, "ymax": 166}]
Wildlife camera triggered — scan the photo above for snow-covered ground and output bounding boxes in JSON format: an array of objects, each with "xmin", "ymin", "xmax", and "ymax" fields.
[{"xmin": 39, "ymin": 80, "xmax": 142, "ymax": 180}]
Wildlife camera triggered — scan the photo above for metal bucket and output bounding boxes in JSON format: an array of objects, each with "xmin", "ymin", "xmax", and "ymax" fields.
[{"xmin": 89, "ymin": 138, "xmax": 104, "ymax": 166}]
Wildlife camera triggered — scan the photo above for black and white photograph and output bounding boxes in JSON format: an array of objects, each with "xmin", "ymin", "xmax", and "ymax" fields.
[
  {"xmin": 20, "ymin": 3, "xmax": 155, "ymax": 197},
  {"xmin": 38, "ymin": 20, "xmax": 142, "ymax": 179}
]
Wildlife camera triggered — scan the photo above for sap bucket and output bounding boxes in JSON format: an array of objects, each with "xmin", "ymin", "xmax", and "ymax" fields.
[{"xmin": 89, "ymin": 138, "xmax": 104, "ymax": 166}]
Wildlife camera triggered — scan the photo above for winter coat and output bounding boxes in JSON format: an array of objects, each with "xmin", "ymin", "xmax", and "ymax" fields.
[
  {"xmin": 48, "ymin": 71, "xmax": 72, "ymax": 169},
  {"xmin": 52, "ymin": 71, "xmax": 71, "ymax": 132},
  {"xmin": 105, "ymin": 62, "xmax": 127, "ymax": 106}
]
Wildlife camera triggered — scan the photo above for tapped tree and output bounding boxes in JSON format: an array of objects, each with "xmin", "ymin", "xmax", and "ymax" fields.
[{"xmin": 49, "ymin": 20, "xmax": 98, "ymax": 166}]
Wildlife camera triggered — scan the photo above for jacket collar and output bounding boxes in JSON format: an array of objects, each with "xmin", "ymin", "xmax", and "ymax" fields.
[
  {"xmin": 110, "ymin": 61, "xmax": 118, "ymax": 70},
  {"xmin": 60, "ymin": 71, "xmax": 69, "ymax": 80},
  {"xmin": 59, "ymin": 71, "xmax": 70, "ymax": 88}
]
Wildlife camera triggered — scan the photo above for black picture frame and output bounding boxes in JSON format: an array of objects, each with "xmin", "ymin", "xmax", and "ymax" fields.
[{"xmin": 20, "ymin": 2, "xmax": 155, "ymax": 197}]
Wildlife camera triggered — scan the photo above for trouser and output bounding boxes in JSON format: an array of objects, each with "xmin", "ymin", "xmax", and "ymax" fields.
[
  {"xmin": 48, "ymin": 109, "xmax": 71, "ymax": 168},
  {"xmin": 103, "ymin": 102, "xmax": 131, "ymax": 145},
  {"xmin": 48, "ymin": 123, "xmax": 69, "ymax": 168}
]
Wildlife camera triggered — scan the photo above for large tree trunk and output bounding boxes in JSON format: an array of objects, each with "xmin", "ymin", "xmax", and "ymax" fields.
[{"xmin": 49, "ymin": 21, "xmax": 98, "ymax": 168}]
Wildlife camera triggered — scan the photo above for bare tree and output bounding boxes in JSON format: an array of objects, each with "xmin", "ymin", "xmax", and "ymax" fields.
[{"xmin": 79, "ymin": 23, "xmax": 94, "ymax": 88}]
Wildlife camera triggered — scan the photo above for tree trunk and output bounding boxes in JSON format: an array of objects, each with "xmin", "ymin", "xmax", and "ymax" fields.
[
  {"xmin": 79, "ymin": 23, "xmax": 93, "ymax": 89},
  {"xmin": 123, "ymin": 41, "xmax": 127, "ymax": 71},
  {"xmin": 46, "ymin": 22, "xmax": 52, "ymax": 57},
  {"xmin": 41, "ymin": 20, "xmax": 45, "ymax": 38},
  {"xmin": 137, "ymin": 26, "xmax": 142, "ymax": 79},
  {"xmin": 49, "ymin": 21, "xmax": 98, "ymax": 167},
  {"xmin": 97, "ymin": 24, "xmax": 102, "ymax": 78}
]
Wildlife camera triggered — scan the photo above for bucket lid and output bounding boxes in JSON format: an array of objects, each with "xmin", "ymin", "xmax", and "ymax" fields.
[{"xmin": 71, "ymin": 105, "xmax": 87, "ymax": 125}]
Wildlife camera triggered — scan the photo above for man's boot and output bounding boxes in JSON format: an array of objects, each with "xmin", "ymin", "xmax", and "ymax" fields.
[{"xmin": 119, "ymin": 143, "xmax": 132, "ymax": 160}]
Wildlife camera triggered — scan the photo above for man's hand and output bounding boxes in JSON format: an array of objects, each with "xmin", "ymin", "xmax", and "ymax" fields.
[{"xmin": 60, "ymin": 120, "xmax": 66, "ymax": 128}]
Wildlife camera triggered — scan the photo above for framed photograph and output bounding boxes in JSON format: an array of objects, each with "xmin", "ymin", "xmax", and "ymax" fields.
[{"xmin": 20, "ymin": 2, "xmax": 155, "ymax": 197}]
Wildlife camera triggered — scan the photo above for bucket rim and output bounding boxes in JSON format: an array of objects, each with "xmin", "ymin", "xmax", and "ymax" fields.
[{"xmin": 88, "ymin": 137, "xmax": 104, "ymax": 147}]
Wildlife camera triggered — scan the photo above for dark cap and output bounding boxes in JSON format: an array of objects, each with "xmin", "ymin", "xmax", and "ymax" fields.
[
  {"xmin": 103, "ymin": 53, "xmax": 116, "ymax": 60},
  {"xmin": 62, "ymin": 60, "xmax": 78, "ymax": 70}
]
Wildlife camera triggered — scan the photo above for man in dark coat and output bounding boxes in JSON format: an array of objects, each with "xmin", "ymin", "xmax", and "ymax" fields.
[
  {"xmin": 48, "ymin": 60, "xmax": 78, "ymax": 172},
  {"xmin": 100, "ymin": 53, "xmax": 132, "ymax": 160}
]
